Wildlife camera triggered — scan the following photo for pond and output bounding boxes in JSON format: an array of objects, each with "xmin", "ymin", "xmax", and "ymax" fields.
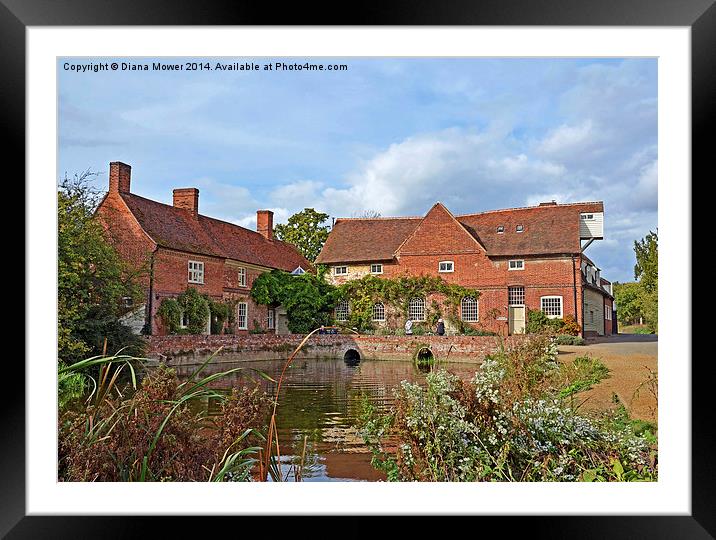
[{"xmin": 168, "ymin": 356, "xmax": 481, "ymax": 482}]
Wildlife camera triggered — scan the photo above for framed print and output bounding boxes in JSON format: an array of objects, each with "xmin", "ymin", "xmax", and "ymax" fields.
[{"xmin": 5, "ymin": 0, "xmax": 711, "ymax": 537}]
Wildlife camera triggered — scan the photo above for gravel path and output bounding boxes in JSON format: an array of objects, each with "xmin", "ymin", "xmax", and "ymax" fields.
[{"xmin": 558, "ymin": 334, "xmax": 658, "ymax": 422}]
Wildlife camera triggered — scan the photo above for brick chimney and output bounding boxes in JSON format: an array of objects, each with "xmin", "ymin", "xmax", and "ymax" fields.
[
  {"xmin": 257, "ymin": 210, "xmax": 274, "ymax": 240},
  {"xmin": 173, "ymin": 188, "xmax": 199, "ymax": 215},
  {"xmin": 539, "ymin": 200, "xmax": 558, "ymax": 206},
  {"xmin": 109, "ymin": 162, "xmax": 131, "ymax": 193}
]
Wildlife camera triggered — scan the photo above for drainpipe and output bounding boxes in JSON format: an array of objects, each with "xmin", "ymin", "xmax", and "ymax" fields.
[
  {"xmin": 571, "ymin": 254, "xmax": 579, "ymax": 333},
  {"xmin": 145, "ymin": 246, "xmax": 158, "ymax": 335}
]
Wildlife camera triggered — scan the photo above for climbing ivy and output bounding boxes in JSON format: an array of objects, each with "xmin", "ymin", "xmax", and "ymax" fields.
[
  {"xmin": 157, "ymin": 287, "xmax": 211, "ymax": 334},
  {"xmin": 338, "ymin": 275, "xmax": 481, "ymax": 332}
]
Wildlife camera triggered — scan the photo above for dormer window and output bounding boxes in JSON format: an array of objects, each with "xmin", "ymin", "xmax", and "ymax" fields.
[
  {"xmin": 516, "ymin": 224, "xmax": 524, "ymax": 233},
  {"xmin": 497, "ymin": 225, "xmax": 505, "ymax": 233}
]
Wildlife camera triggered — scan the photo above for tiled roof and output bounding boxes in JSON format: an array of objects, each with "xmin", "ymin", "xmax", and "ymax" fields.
[
  {"xmin": 121, "ymin": 193, "xmax": 310, "ymax": 271},
  {"xmin": 458, "ymin": 202, "xmax": 603, "ymax": 256},
  {"xmin": 316, "ymin": 201, "xmax": 604, "ymax": 263},
  {"xmin": 316, "ymin": 217, "xmax": 421, "ymax": 264}
]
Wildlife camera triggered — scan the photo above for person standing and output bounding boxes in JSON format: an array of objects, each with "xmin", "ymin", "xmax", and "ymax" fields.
[
  {"xmin": 405, "ymin": 318, "xmax": 413, "ymax": 335},
  {"xmin": 436, "ymin": 318, "xmax": 445, "ymax": 336}
]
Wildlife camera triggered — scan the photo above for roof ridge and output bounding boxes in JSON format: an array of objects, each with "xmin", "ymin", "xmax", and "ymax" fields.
[
  {"xmin": 122, "ymin": 191, "xmax": 273, "ymax": 243},
  {"xmin": 457, "ymin": 201, "xmax": 604, "ymax": 218},
  {"xmin": 335, "ymin": 216, "xmax": 423, "ymax": 221}
]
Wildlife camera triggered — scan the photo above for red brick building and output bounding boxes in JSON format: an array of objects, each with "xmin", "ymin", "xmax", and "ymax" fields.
[
  {"xmin": 96, "ymin": 162, "xmax": 310, "ymax": 335},
  {"xmin": 316, "ymin": 201, "xmax": 614, "ymax": 337}
]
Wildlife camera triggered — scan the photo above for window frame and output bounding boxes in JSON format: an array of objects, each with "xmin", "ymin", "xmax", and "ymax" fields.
[
  {"xmin": 438, "ymin": 261, "xmax": 454, "ymax": 273},
  {"xmin": 408, "ymin": 297, "xmax": 426, "ymax": 321},
  {"xmin": 370, "ymin": 263, "xmax": 383, "ymax": 274},
  {"xmin": 497, "ymin": 225, "xmax": 505, "ymax": 234},
  {"xmin": 267, "ymin": 308, "xmax": 275, "ymax": 329},
  {"xmin": 508, "ymin": 286, "xmax": 525, "ymax": 306},
  {"xmin": 334, "ymin": 266, "xmax": 348, "ymax": 275},
  {"xmin": 335, "ymin": 299, "xmax": 350, "ymax": 322},
  {"xmin": 460, "ymin": 296, "xmax": 479, "ymax": 322},
  {"xmin": 540, "ymin": 295, "xmax": 563, "ymax": 319},
  {"xmin": 508, "ymin": 259, "xmax": 525, "ymax": 271},
  {"xmin": 372, "ymin": 302, "xmax": 385, "ymax": 322},
  {"xmin": 605, "ymin": 305, "xmax": 612, "ymax": 321},
  {"xmin": 237, "ymin": 267, "xmax": 247, "ymax": 287},
  {"xmin": 237, "ymin": 302, "xmax": 248, "ymax": 330},
  {"xmin": 516, "ymin": 224, "xmax": 524, "ymax": 233},
  {"xmin": 188, "ymin": 260, "xmax": 205, "ymax": 284}
]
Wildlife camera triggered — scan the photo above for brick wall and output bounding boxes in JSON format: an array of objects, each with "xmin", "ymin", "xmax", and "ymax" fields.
[{"xmin": 145, "ymin": 333, "xmax": 529, "ymax": 364}]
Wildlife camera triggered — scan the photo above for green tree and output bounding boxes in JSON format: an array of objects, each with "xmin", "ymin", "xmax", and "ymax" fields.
[
  {"xmin": 251, "ymin": 269, "xmax": 340, "ymax": 333},
  {"xmin": 58, "ymin": 171, "xmax": 144, "ymax": 361},
  {"xmin": 633, "ymin": 230, "xmax": 658, "ymax": 332},
  {"xmin": 612, "ymin": 282, "xmax": 643, "ymax": 325},
  {"xmin": 274, "ymin": 208, "xmax": 330, "ymax": 263},
  {"xmin": 634, "ymin": 230, "xmax": 658, "ymax": 293}
]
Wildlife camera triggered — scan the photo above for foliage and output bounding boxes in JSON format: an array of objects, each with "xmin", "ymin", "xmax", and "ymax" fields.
[
  {"xmin": 58, "ymin": 353, "xmax": 272, "ymax": 482},
  {"xmin": 251, "ymin": 270, "xmax": 341, "ymax": 333},
  {"xmin": 208, "ymin": 298, "xmax": 233, "ymax": 335},
  {"xmin": 157, "ymin": 298, "xmax": 182, "ymax": 334},
  {"xmin": 556, "ymin": 355, "xmax": 610, "ymax": 398},
  {"xmin": 338, "ymin": 274, "xmax": 481, "ymax": 333},
  {"xmin": 58, "ymin": 170, "xmax": 145, "ymax": 362},
  {"xmin": 613, "ymin": 282, "xmax": 643, "ymax": 325},
  {"xmin": 157, "ymin": 288, "xmax": 211, "ymax": 334},
  {"xmin": 634, "ymin": 230, "xmax": 658, "ymax": 294},
  {"xmin": 358, "ymin": 335, "xmax": 656, "ymax": 482},
  {"xmin": 273, "ymin": 208, "xmax": 330, "ymax": 263},
  {"xmin": 526, "ymin": 311, "xmax": 579, "ymax": 336},
  {"xmin": 554, "ymin": 334, "xmax": 586, "ymax": 346},
  {"xmin": 614, "ymin": 230, "xmax": 658, "ymax": 332}
]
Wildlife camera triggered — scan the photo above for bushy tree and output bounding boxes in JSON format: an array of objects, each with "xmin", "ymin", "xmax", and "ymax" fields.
[
  {"xmin": 633, "ymin": 230, "xmax": 658, "ymax": 332},
  {"xmin": 58, "ymin": 171, "xmax": 145, "ymax": 361},
  {"xmin": 613, "ymin": 282, "xmax": 643, "ymax": 325},
  {"xmin": 251, "ymin": 269, "xmax": 340, "ymax": 333},
  {"xmin": 273, "ymin": 208, "xmax": 330, "ymax": 263}
]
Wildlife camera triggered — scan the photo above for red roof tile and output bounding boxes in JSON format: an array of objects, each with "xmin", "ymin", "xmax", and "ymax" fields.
[
  {"xmin": 121, "ymin": 193, "xmax": 310, "ymax": 271},
  {"xmin": 315, "ymin": 217, "xmax": 421, "ymax": 264},
  {"xmin": 316, "ymin": 201, "xmax": 604, "ymax": 263}
]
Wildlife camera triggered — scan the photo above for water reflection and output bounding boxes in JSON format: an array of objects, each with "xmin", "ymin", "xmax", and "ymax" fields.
[{"xmin": 167, "ymin": 357, "xmax": 480, "ymax": 481}]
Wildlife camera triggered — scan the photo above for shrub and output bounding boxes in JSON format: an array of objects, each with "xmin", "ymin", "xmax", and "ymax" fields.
[
  {"xmin": 59, "ymin": 362, "xmax": 270, "ymax": 482},
  {"xmin": 554, "ymin": 334, "xmax": 586, "ymax": 346},
  {"xmin": 157, "ymin": 288, "xmax": 211, "ymax": 334},
  {"xmin": 560, "ymin": 315, "xmax": 580, "ymax": 336},
  {"xmin": 359, "ymin": 335, "xmax": 656, "ymax": 482}
]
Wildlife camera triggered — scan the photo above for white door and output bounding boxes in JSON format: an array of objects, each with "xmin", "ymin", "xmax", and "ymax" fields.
[{"xmin": 509, "ymin": 306, "xmax": 526, "ymax": 335}]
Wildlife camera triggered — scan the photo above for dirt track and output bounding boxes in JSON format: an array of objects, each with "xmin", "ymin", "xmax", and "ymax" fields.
[{"xmin": 558, "ymin": 334, "xmax": 658, "ymax": 423}]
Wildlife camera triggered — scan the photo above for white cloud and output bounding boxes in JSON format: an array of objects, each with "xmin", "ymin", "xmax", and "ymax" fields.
[{"xmin": 538, "ymin": 120, "xmax": 594, "ymax": 155}]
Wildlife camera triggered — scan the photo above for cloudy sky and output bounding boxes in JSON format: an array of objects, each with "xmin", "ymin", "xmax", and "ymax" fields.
[{"xmin": 58, "ymin": 57, "xmax": 657, "ymax": 283}]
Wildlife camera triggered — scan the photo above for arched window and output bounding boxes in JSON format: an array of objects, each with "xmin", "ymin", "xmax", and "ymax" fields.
[
  {"xmin": 335, "ymin": 300, "xmax": 349, "ymax": 322},
  {"xmin": 408, "ymin": 297, "xmax": 425, "ymax": 321},
  {"xmin": 372, "ymin": 302, "xmax": 385, "ymax": 321},
  {"xmin": 461, "ymin": 296, "xmax": 479, "ymax": 322}
]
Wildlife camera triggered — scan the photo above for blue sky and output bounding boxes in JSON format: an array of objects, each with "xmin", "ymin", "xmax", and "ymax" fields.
[{"xmin": 58, "ymin": 57, "xmax": 657, "ymax": 283}]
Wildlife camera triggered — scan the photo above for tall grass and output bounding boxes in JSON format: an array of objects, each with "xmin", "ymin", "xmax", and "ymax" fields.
[{"xmin": 58, "ymin": 347, "xmax": 273, "ymax": 482}]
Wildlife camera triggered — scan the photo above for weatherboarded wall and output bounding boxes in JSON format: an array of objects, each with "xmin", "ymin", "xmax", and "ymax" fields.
[{"xmin": 145, "ymin": 333, "xmax": 529, "ymax": 364}]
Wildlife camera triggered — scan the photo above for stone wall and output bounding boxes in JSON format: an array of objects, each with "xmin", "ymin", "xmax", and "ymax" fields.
[{"xmin": 145, "ymin": 333, "xmax": 529, "ymax": 365}]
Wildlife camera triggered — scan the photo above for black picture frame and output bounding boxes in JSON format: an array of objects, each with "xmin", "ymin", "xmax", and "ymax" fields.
[{"xmin": 5, "ymin": 0, "xmax": 708, "ymax": 537}]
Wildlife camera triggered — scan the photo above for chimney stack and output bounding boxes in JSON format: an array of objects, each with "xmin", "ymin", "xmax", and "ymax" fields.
[
  {"xmin": 109, "ymin": 162, "xmax": 131, "ymax": 193},
  {"xmin": 257, "ymin": 210, "xmax": 274, "ymax": 240},
  {"xmin": 173, "ymin": 188, "xmax": 200, "ymax": 216}
]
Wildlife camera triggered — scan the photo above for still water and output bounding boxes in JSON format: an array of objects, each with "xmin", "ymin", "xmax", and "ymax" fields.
[{"xmin": 170, "ymin": 357, "xmax": 481, "ymax": 482}]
